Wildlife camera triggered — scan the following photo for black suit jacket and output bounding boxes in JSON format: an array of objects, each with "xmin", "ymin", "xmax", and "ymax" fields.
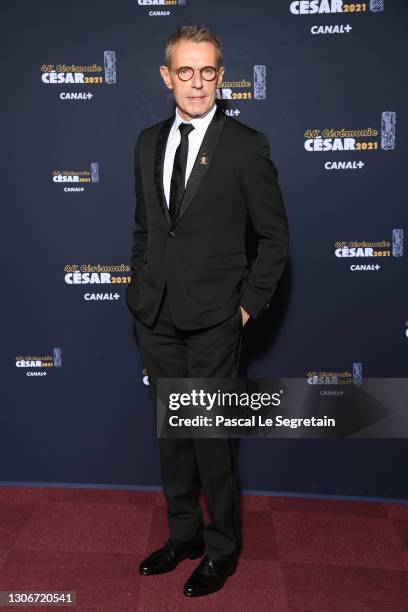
[{"xmin": 125, "ymin": 105, "xmax": 289, "ymax": 330}]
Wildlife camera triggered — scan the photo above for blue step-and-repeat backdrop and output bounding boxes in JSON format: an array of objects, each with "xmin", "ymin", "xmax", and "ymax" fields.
[{"xmin": 2, "ymin": 0, "xmax": 408, "ymax": 499}]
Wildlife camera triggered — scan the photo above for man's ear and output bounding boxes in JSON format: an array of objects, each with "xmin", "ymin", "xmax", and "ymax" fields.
[
  {"xmin": 217, "ymin": 66, "xmax": 225, "ymax": 86},
  {"xmin": 160, "ymin": 65, "xmax": 173, "ymax": 90}
]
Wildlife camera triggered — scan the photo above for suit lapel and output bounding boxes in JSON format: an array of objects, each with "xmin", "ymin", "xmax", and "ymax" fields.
[
  {"xmin": 175, "ymin": 107, "xmax": 226, "ymax": 226},
  {"xmin": 153, "ymin": 105, "xmax": 227, "ymax": 228},
  {"xmin": 154, "ymin": 114, "xmax": 174, "ymax": 226}
]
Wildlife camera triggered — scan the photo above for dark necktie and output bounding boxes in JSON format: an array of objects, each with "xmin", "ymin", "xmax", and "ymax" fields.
[{"xmin": 169, "ymin": 122, "xmax": 195, "ymax": 223}]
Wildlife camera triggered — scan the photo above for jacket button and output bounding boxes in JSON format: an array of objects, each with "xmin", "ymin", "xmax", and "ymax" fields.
[{"xmin": 168, "ymin": 230, "xmax": 176, "ymax": 237}]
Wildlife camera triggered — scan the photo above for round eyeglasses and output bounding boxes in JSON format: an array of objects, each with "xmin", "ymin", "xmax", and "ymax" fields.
[{"xmin": 174, "ymin": 66, "xmax": 219, "ymax": 81}]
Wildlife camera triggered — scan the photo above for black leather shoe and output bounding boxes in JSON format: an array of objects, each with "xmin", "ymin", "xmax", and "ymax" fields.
[
  {"xmin": 139, "ymin": 538, "xmax": 205, "ymax": 576},
  {"xmin": 183, "ymin": 554, "xmax": 238, "ymax": 597}
]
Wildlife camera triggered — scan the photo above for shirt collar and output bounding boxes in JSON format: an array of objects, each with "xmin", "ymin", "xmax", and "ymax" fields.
[{"xmin": 174, "ymin": 103, "xmax": 217, "ymax": 134}]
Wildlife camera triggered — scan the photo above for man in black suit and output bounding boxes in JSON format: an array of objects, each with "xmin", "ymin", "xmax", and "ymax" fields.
[{"xmin": 126, "ymin": 25, "xmax": 288, "ymax": 597}]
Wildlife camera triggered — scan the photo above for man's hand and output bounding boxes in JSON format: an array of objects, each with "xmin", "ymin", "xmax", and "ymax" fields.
[{"xmin": 240, "ymin": 306, "xmax": 250, "ymax": 326}]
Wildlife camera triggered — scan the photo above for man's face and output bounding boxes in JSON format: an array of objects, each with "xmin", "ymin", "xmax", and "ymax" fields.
[{"xmin": 160, "ymin": 39, "xmax": 224, "ymax": 121}]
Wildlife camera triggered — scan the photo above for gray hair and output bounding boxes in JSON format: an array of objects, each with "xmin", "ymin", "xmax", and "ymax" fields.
[{"xmin": 164, "ymin": 25, "xmax": 223, "ymax": 68}]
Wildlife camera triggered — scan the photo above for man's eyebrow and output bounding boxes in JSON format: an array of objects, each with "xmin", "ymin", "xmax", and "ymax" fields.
[{"xmin": 175, "ymin": 64, "xmax": 217, "ymax": 68}]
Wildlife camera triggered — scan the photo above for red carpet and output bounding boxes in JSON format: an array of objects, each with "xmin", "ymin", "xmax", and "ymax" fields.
[{"xmin": 0, "ymin": 487, "xmax": 407, "ymax": 610}]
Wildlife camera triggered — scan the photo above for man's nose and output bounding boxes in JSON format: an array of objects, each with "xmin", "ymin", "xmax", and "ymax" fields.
[{"xmin": 191, "ymin": 70, "xmax": 204, "ymax": 88}]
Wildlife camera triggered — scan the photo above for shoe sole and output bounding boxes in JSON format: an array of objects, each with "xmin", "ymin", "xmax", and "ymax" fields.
[{"xmin": 139, "ymin": 547, "xmax": 205, "ymax": 576}]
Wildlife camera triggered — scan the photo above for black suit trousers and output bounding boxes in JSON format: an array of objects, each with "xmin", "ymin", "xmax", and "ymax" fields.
[{"xmin": 134, "ymin": 283, "xmax": 243, "ymax": 559}]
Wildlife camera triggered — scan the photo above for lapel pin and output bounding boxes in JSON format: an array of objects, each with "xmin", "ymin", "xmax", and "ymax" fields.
[{"xmin": 200, "ymin": 154, "xmax": 208, "ymax": 165}]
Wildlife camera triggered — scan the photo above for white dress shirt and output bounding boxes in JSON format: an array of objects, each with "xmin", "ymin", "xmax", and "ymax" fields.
[{"xmin": 163, "ymin": 103, "xmax": 217, "ymax": 208}]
